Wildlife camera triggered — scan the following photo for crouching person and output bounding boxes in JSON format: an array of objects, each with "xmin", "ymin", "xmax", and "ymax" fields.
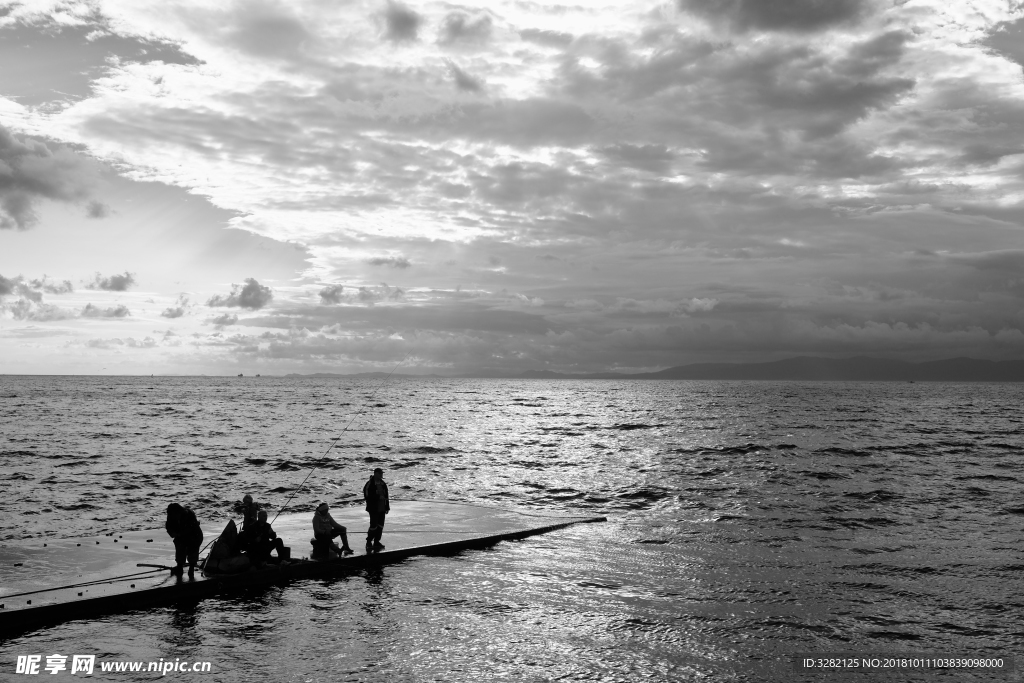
[
  {"xmin": 312, "ymin": 502, "xmax": 353, "ymax": 557},
  {"xmin": 165, "ymin": 503, "xmax": 203, "ymax": 578}
]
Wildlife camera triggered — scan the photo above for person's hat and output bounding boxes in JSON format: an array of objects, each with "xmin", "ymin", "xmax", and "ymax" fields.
[
  {"xmin": 243, "ymin": 494, "xmax": 253, "ymax": 502},
  {"xmin": 317, "ymin": 501, "xmax": 328, "ymax": 510}
]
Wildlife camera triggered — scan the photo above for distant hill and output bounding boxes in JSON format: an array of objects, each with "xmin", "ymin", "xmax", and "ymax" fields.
[
  {"xmin": 288, "ymin": 357, "xmax": 1024, "ymax": 381},
  {"xmin": 514, "ymin": 356, "xmax": 1024, "ymax": 381}
]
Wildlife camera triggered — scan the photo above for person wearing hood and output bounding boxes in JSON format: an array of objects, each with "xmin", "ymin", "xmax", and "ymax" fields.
[{"xmin": 312, "ymin": 502, "xmax": 353, "ymax": 556}]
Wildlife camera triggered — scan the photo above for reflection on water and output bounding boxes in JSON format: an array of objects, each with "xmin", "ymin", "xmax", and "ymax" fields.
[{"xmin": 2, "ymin": 378, "xmax": 1023, "ymax": 680}]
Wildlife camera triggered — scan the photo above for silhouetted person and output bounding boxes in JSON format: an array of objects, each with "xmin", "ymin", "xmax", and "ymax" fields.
[
  {"xmin": 312, "ymin": 502, "xmax": 353, "ymax": 556},
  {"xmin": 240, "ymin": 494, "xmax": 259, "ymax": 532},
  {"xmin": 165, "ymin": 503, "xmax": 203, "ymax": 578},
  {"xmin": 362, "ymin": 467, "xmax": 390, "ymax": 551},
  {"xmin": 238, "ymin": 493, "xmax": 259, "ymax": 550},
  {"xmin": 248, "ymin": 510, "xmax": 287, "ymax": 565}
]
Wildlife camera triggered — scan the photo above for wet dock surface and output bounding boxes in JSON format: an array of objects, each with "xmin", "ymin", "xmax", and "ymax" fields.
[{"xmin": 0, "ymin": 500, "xmax": 604, "ymax": 633}]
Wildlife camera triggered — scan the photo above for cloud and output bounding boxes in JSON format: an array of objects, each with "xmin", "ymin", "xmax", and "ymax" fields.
[
  {"xmin": 81, "ymin": 303, "xmax": 131, "ymax": 318},
  {"xmin": 446, "ymin": 61, "xmax": 483, "ymax": 92},
  {"xmin": 319, "ymin": 284, "xmax": 345, "ymax": 304},
  {"xmin": 383, "ymin": 1, "xmax": 421, "ymax": 42},
  {"xmin": 30, "ymin": 277, "xmax": 74, "ymax": 295},
  {"xmin": 1, "ymin": 299, "xmax": 75, "ymax": 321},
  {"xmin": 0, "ymin": 125, "xmax": 104, "ymax": 230},
  {"xmin": 682, "ymin": 298, "xmax": 719, "ymax": 313},
  {"xmin": 6, "ymin": 1, "xmax": 1024, "ymax": 373},
  {"xmin": 366, "ymin": 255, "xmax": 411, "ymax": 268},
  {"xmin": 0, "ymin": 274, "xmax": 73, "ymax": 301},
  {"xmin": 161, "ymin": 294, "xmax": 190, "ymax": 318},
  {"xmin": 438, "ymin": 12, "xmax": 492, "ymax": 45},
  {"xmin": 680, "ymin": 0, "xmax": 869, "ymax": 34},
  {"xmin": 0, "ymin": 275, "xmax": 16, "ymax": 296},
  {"xmin": 209, "ymin": 313, "xmax": 239, "ymax": 327},
  {"xmin": 86, "ymin": 200, "xmax": 110, "ymax": 218},
  {"xmin": 357, "ymin": 283, "xmax": 405, "ymax": 304},
  {"xmin": 207, "ymin": 278, "xmax": 274, "ymax": 309},
  {"xmin": 519, "ymin": 28, "xmax": 573, "ymax": 47},
  {"xmin": 88, "ymin": 271, "xmax": 136, "ymax": 291}
]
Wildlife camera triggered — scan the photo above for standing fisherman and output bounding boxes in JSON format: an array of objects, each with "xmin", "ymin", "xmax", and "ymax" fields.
[
  {"xmin": 165, "ymin": 503, "xmax": 203, "ymax": 578},
  {"xmin": 362, "ymin": 467, "xmax": 390, "ymax": 551}
]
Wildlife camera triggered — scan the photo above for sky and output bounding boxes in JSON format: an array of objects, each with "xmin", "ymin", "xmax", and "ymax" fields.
[{"xmin": 2, "ymin": 0, "xmax": 1024, "ymax": 375}]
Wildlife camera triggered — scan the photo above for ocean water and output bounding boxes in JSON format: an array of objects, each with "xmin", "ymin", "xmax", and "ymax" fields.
[{"xmin": 1, "ymin": 376, "xmax": 1022, "ymax": 682}]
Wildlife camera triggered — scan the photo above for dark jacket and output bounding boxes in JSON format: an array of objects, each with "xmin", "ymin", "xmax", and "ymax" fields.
[
  {"xmin": 363, "ymin": 477, "xmax": 390, "ymax": 514},
  {"xmin": 166, "ymin": 505, "xmax": 202, "ymax": 542},
  {"xmin": 241, "ymin": 502, "xmax": 259, "ymax": 532},
  {"xmin": 249, "ymin": 520, "xmax": 276, "ymax": 544}
]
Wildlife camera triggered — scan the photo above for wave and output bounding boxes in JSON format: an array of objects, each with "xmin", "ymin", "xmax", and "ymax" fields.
[
  {"xmin": 814, "ymin": 446, "xmax": 871, "ymax": 457},
  {"xmin": 672, "ymin": 443, "xmax": 769, "ymax": 456},
  {"xmin": 609, "ymin": 423, "xmax": 666, "ymax": 431},
  {"xmin": 798, "ymin": 470, "xmax": 847, "ymax": 480},
  {"xmin": 406, "ymin": 446, "xmax": 460, "ymax": 454},
  {"xmin": 955, "ymin": 474, "xmax": 1017, "ymax": 481}
]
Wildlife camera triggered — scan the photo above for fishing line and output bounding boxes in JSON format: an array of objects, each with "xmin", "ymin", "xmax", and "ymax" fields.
[
  {"xmin": 1, "ymin": 568, "xmax": 166, "ymax": 600},
  {"xmin": 270, "ymin": 351, "xmax": 412, "ymax": 525}
]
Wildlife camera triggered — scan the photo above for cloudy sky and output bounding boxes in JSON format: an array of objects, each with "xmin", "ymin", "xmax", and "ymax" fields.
[{"xmin": 2, "ymin": 0, "xmax": 1024, "ymax": 375}]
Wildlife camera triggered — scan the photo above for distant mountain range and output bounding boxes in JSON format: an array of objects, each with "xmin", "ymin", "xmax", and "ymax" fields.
[{"xmin": 289, "ymin": 356, "xmax": 1024, "ymax": 381}]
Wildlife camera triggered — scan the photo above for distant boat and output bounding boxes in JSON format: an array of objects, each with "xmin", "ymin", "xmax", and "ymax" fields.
[
  {"xmin": 237, "ymin": 373, "xmax": 243, "ymax": 377},
  {"xmin": 256, "ymin": 374, "xmax": 261, "ymax": 377}
]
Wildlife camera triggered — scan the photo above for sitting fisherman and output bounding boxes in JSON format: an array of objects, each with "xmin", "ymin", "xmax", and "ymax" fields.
[
  {"xmin": 165, "ymin": 503, "xmax": 203, "ymax": 578},
  {"xmin": 312, "ymin": 502, "xmax": 353, "ymax": 556},
  {"xmin": 241, "ymin": 494, "xmax": 259, "ymax": 531},
  {"xmin": 238, "ymin": 493, "xmax": 260, "ymax": 550},
  {"xmin": 248, "ymin": 510, "xmax": 287, "ymax": 565}
]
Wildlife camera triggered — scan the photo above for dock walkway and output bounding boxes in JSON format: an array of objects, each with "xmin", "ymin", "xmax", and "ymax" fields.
[{"xmin": 0, "ymin": 500, "xmax": 604, "ymax": 638}]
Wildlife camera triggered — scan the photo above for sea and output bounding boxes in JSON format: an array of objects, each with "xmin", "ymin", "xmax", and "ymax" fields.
[{"xmin": 1, "ymin": 376, "xmax": 1022, "ymax": 682}]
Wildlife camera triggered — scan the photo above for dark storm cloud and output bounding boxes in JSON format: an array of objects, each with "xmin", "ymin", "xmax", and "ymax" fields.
[
  {"xmin": 949, "ymin": 250, "xmax": 1024, "ymax": 273},
  {"xmin": 680, "ymin": 0, "xmax": 869, "ymax": 34},
  {"xmin": 438, "ymin": 12, "xmax": 492, "ymax": 45},
  {"xmin": 319, "ymin": 284, "xmax": 345, "ymax": 304},
  {"xmin": 599, "ymin": 144, "xmax": 674, "ymax": 174},
  {"xmin": 207, "ymin": 278, "xmax": 274, "ymax": 309},
  {"xmin": 367, "ymin": 255, "xmax": 411, "ymax": 268},
  {"xmin": 81, "ymin": 303, "xmax": 131, "ymax": 318},
  {"xmin": 383, "ymin": 1, "xmax": 422, "ymax": 42},
  {"xmin": 0, "ymin": 125, "xmax": 101, "ymax": 230},
  {"xmin": 88, "ymin": 271, "xmax": 136, "ymax": 291}
]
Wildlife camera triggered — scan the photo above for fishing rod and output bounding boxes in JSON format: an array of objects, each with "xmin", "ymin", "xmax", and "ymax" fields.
[
  {"xmin": 1, "ymin": 567, "xmax": 168, "ymax": 600},
  {"xmin": 188, "ymin": 351, "xmax": 410, "ymax": 564},
  {"xmin": 270, "ymin": 352, "xmax": 411, "ymax": 525}
]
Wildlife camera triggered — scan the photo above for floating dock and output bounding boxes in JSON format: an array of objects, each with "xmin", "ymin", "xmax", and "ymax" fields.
[{"xmin": 0, "ymin": 500, "xmax": 605, "ymax": 639}]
